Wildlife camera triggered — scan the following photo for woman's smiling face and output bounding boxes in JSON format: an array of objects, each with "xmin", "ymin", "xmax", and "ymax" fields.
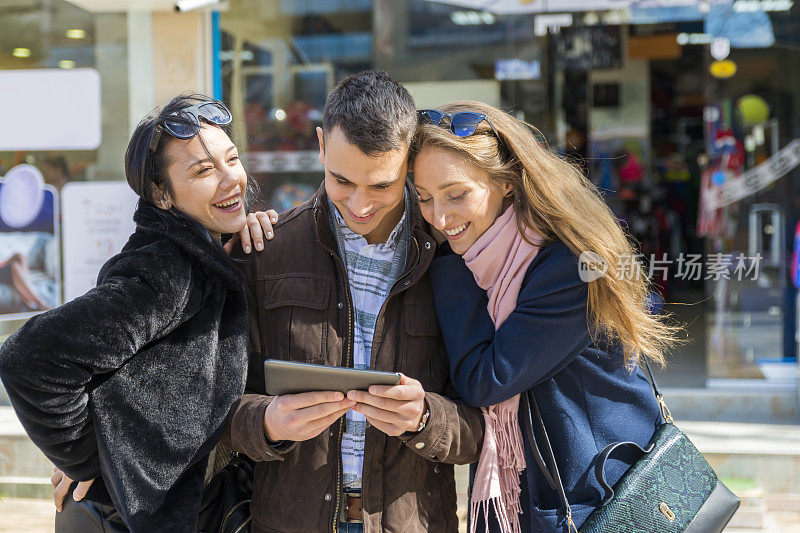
[
  {"xmin": 413, "ymin": 146, "xmax": 509, "ymax": 255},
  {"xmin": 161, "ymin": 124, "xmax": 248, "ymax": 239}
]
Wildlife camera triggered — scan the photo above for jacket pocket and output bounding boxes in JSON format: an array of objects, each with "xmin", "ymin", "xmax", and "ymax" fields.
[
  {"xmin": 529, "ymin": 501, "xmax": 595, "ymax": 531},
  {"xmin": 403, "ymin": 303, "xmax": 446, "ymax": 391},
  {"xmin": 259, "ymin": 275, "xmax": 332, "ymax": 364}
]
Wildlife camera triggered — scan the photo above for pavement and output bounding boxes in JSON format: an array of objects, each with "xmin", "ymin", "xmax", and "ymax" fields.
[
  {"xmin": 0, "ymin": 406, "xmax": 24, "ymax": 436},
  {"xmin": 677, "ymin": 420, "xmax": 800, "ymax": 455},
  {"xmin": 1, "ymin": 408, "xmax": 799, "ymax": 532},
  {"xmin": 0, "ymin": 499, "xmax": 54, "ymax": 533}
]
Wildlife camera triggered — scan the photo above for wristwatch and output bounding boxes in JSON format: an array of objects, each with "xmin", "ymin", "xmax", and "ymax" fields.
[{"xmin": 415, "ymin": 407, "xmax": 430, "ymax": 432}]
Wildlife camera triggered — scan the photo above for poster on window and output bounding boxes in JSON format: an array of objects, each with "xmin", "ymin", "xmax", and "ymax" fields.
[
  {"xmin": 61, "ymin": 181, "xmax": 138, "ymax": 303},
  {"xmin": 0, "ymin": 164, "xmax": 60, "ymax": 321}
]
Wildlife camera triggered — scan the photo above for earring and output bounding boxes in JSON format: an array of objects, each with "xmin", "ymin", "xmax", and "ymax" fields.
[
  {"xmin": 156, "ymin": 193, "xmax": 172, "ymax": 210},
  {"xmin": 504, "ymin": 190, "xmax": 514, "ymax": 198}
]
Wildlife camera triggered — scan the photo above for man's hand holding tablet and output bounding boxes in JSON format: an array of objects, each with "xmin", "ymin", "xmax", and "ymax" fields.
[
  {"xmin": 263, "ymin": 390, "xmax": 355, "ymax": 442},
  {"xmin": 262, "ymin": 360, "xmax": 427, "ymax": 440},
  {"xmin": 348, "ymin": 374, "xmax": 428, "ymax": 437}
]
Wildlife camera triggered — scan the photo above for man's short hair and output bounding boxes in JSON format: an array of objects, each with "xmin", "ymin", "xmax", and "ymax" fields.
[{"xmin": 322, "ymin": 70, "xmax": 417, "ymax": 156}]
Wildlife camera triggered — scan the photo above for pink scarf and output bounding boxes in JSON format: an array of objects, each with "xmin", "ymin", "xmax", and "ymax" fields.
[{"xmin": 462, "ymin": 205, "xmax": 543, "ymax": 533}]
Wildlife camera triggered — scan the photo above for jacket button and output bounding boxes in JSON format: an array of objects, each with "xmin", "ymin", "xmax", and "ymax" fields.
[
  {"xmin": 337, "ymin": 302, "xmax": 343, "ymax": 309},
  {"xmin": 424, "ymin": 242, "xmax": 431, "ymax": 250},
  {"xmin": 415, "ymin": 442, "xmax": 425, "ymax": 449},
  {"xmin": 404, "ymin": 280, "xmax": 411, "ymax": 286},
  {"xmin": 434, "ymin": 465, "xmax": 441, "ymax": 474},
  {"xmin": 324, "ymin": 493, "xmax": 332, "ymax": 501}
]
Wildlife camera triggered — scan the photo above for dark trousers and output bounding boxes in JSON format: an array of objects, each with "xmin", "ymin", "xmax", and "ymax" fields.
[{"xmin": 55, "ymin": 497, "xmax": 128, "ymax": 533}]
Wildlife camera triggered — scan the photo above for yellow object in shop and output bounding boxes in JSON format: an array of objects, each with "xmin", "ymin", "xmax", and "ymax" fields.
[
  {"xmin": 737, "ymin": 94, "xmax": 770, "ymax": 125},
  {"xmin": 710, "ymin": 59, "xmax": 737, "ymax": 79}
]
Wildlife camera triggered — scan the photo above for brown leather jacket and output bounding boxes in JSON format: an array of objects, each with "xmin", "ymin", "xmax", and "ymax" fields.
[{"xmin": 222, "ymin": 185, "xmax": 484, "ymax": 533}]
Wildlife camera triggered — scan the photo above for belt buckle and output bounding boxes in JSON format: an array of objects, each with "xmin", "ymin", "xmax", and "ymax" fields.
[{"xmin": 343, "ymin": 489, "xmax": 363, "ymax": 524}]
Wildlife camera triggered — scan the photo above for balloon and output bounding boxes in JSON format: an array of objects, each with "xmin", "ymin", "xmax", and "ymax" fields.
[
  {"xmin": 737, "ymin": 94, "xmax": 770, "ymax": 125},
  {"xmin": 0, "ymin": 164, "xmax": 46, "ymax": 228}
]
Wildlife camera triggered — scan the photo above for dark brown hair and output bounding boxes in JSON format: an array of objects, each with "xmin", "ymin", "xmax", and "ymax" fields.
[{"xmin": 323, "ymin": 70, "xmax": 416, "ymax": 156}]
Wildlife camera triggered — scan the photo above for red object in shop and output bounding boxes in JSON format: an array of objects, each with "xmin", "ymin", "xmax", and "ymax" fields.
[
  {"xmin": 619, "ymin": 152, "xmax": 643, "ymax": 183},
  {"xmin": 793, "ymin": 220, "xmax": 800, "ymax": 289},
  {"xmin": 714, "ymin": 129, "xmax": 745, "ymax": 171}
]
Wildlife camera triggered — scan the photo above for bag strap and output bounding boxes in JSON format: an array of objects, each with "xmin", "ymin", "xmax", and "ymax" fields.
[
  {"xmin": 522, "ymin": 389, "xmax": 578, "ymax": 533},
  {"xmin": 593, "ymin": 440, "xmax": 654, "ymax": 505},
  {"xmin": 520, "ymin": 390, "xmax": 559, "ymax": 492},
  {"xmin": 639, "ymin": 356, "xmax": 674, "ymax": 424}
]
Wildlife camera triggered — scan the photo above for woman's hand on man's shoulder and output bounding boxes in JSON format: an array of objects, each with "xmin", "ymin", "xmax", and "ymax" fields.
[{"xmin": 224, "ymin": 209, "xmax": 279, "ymax": 255}]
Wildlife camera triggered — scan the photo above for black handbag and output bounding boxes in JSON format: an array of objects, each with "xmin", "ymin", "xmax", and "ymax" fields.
[
  {"xmin": 197, "ymin": 444, "xmax": 254, "ymax": 533},
  {"xmin": 521, "ymin": 358, "xmax": 740, "ymax": 532}
]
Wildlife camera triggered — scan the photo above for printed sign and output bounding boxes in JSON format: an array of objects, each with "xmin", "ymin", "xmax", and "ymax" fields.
[{"xmin": 61, "ymin": 181, "xmax": 138, "ymax": 302}]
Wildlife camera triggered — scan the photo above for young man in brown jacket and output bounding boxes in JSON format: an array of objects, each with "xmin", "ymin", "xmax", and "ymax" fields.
[{"xmin": 222, "ymin": 70, "xmax": 484, "ymax": 532}]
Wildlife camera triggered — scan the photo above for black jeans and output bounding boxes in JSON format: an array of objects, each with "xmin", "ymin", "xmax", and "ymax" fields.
[{"xmin": 55, "ymin": 497, "xmax": 128, "ymax": 533}]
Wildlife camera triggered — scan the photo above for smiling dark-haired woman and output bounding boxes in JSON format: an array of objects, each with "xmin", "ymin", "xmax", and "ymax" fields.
[{"xmin": 0, "ymin": 94, "xmax": 276, "ymax": 532}]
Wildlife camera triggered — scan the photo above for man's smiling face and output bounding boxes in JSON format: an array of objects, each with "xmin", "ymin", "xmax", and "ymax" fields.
[{"xmin": 318, "ymin": 126, "xmax": 408, "ymax": 245}]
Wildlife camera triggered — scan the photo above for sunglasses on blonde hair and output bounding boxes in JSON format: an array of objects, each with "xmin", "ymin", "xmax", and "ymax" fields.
[{"xmin": 418, "ymin": 109, "xmax": 501, "ymax": 138}]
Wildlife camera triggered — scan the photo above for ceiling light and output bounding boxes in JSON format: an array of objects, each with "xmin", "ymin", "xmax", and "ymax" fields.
[
  {"xmin": 58, "ymin": 60, "xmax": 75, "ymax": 69},
  {"xmin": 174, "ymin": 0, "xmax": 220, "ymax": 12},
  {"xmin": 450, "ymin": 10, "xmax": 496, "ymax": 25},
  {"xmin": 66, "ymin": 29, "xmax": 86, "ymax": 39},
  {"xmin": 12, "ymin": 48, "xmax": 31, "ymax": 58}
]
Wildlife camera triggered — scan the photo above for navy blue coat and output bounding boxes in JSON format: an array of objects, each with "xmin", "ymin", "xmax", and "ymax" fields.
[{"xmin": 430, "ymin": 240, "xmax": 661, "ymax": 531}]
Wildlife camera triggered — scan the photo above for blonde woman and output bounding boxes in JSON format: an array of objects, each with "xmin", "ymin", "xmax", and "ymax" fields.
[{"xmin": 411, "ymin": 101, "xmax": 682, "ymax": 532}]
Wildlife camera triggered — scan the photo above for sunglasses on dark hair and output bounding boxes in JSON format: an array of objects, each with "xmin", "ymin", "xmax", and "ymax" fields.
[
  {"xmin": 149, "ymin": 101, "xmax": 233, "ymax": 151},
  {"xmin": 418, "ymin": 109, "xmax": 501, "ymax": 139}
]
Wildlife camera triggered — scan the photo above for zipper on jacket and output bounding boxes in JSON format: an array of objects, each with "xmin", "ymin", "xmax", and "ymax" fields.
[
  {"xmin": 328, "ymin": 249, "xmax": 355, "ymax": 533},
  {"xmin": 320, "ymin": 219, "xmax": 431, "ymax": 531}
]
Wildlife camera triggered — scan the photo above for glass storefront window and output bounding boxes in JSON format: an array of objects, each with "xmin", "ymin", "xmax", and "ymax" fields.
[
  {"xmin": 702, "ymin": 35, "xmax": 800, "ymax": 385},
  {"xmin": 0, "ymin": 1, "xmax": 134, "ymax": 333},
  {"xmin": 0, "ymin": 1, "xmax": 129, "ymax": 187},
  {"xmin": 217, "ymin": 1, "xmax": 800, "ymax": 392},
  {"xmin": 220, "ymin": 0, "xmax": 372, "ymax": 211},
  {"xmin": 220, "ymin": 0, "xmax": 550, "ymax": 210}
]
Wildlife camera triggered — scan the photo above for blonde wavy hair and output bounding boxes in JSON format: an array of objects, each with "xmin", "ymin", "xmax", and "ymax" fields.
[{"xmin": 410, "ymin": 100, "xmax": 684, "ymax": 367}]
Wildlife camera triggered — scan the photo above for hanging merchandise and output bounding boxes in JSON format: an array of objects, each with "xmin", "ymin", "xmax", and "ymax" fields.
[
  {"xmin": 793, "ymin": 220, "xmax": 800, "ymax": 290},
  {"xmin": 619, "ymin": 152, "xmax": 644, "ymax": 183},
  {"xmin": 737, "ymin": 94, "xmax": 770, "ymax": 126},
  {"xmin": 698, "ymin": 168, "xmax": 723, "ymax": 237},
  {"xmin": 703, "ymin": 138, "xmax": 800, "ymax": 210},
  {"xmin": 714, "ymin": 129, "xmax": 745, "ymax": 171}
]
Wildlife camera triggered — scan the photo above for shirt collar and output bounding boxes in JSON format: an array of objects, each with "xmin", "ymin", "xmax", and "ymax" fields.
[{"xmin": 329, "ymin": 189, "xmax": 410, "ymax": 251}]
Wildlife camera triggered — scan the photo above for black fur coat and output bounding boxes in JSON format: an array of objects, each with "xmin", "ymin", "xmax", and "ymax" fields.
[{"xmin": 0, "ymin": 200, "xmax": 249, "ymax": 532}]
